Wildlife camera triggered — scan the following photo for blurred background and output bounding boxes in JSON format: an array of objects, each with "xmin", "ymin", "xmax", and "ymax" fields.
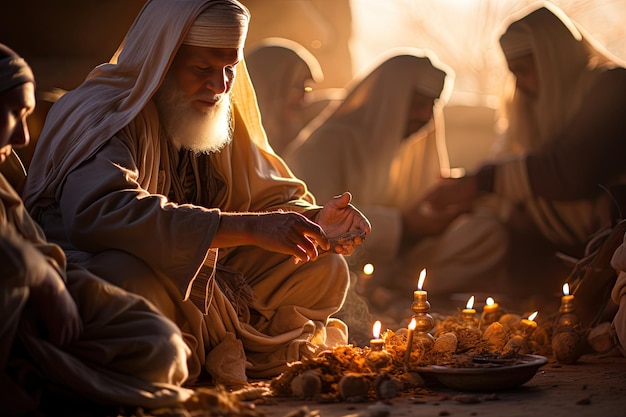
[{"xmin": 1, "ymin": 0, "xmax": 624, "ymax": 170}]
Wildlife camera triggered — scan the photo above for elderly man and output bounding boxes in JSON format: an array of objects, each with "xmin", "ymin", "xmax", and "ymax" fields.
[
  {"xmin": 284, "ymin": 49, "xmax": 508, "ymax": 314},
  {"xmin": 23, "ymin": 0, "xmax": 370, "ymax": 386},
  {"xmin": 0, "ymin": 43, "xmax": 190, "ymax": 415}
]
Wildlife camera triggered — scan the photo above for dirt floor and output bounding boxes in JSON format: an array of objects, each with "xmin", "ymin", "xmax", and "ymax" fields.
[{"xmin": 252, "ymin": 353, "xmax": 626, "ymax": 417}]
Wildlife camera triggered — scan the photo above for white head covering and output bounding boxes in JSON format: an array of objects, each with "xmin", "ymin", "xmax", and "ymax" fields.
[{"xmin": 183, "ymin": 2, "xmax": 249, "ymax": 48}]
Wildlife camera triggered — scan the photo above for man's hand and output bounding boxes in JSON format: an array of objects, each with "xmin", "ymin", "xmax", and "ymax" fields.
[
  {"xmin": 315, "ymin": 192, "xmax": 371, "ymax": 255},
  {"xmin": 217, "ymin": 211, "xmax": 330, "ymax": 264},
  {"xmin": 422, "ymin": 176, "xmax": 479, "ymax": 210},
  {"xmin": 401, "ymin": 199, "xmax": 472, "ymax": 247}
]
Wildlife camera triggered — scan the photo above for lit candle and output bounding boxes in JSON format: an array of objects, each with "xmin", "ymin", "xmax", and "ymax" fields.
[
  {"xmin": 356, "ymin": 263, "xmax": 375, "ymax": 294},
  {"xmin": 557, "ymin": 282, "xmax": 579, "ymax": 327},
  {"xmin": 479, "ymin": 296, "xmax": 501, "ymax": 330},
  {"xmin": 414, "ymin": 268, "xmax": 427, "ymax": 300},
  {"xmin": 404, "ymin": 317, "xmax": 417, "ymax": 368},
  {"xmin": 520, "ymin": 311, "xmax": 538, "ymax": 337},
  {"xmin": 362, "ymin": 263, "xmax": 375, "ymax": 277},
  {"xmin": 461, "ymin": 295, "xmax": 477, "ymax": 326},
  {"xmin": 463, "ymin": 295, "xmax": 476, "ymax": 314},
  {"xmin": 483, "ymin": 297, "xmax": 499, "ymax": 313},
  {"xmin": 370, "ymin": 320, "xmax": 385, "ymax": 351},
  {"xmin": 561, "ymin": 283, "xmax": 574, "ymax": 304}
]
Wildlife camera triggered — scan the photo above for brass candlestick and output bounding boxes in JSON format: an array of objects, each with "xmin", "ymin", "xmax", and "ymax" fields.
[
  {"xmin": 411, "ymin": 289, "xmax": 435, "ymax": 349},
  {"xmin": 556, "ymin": 283, "xmax": 580, "ymax": 329}
]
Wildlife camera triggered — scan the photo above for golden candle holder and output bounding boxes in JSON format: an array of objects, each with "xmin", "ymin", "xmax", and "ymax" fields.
[
  {"xmin": 556, "ymin": 283, "xmax": 580, "ymax": 329},
  {"xmin": 411, "ymin": 289, "xmax": 435, "ymax": 349}
]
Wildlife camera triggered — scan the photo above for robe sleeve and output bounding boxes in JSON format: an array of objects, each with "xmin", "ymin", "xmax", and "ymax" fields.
[{"xmin": 58, "ymin": 136, "xmax": 218, "ymax": 298}]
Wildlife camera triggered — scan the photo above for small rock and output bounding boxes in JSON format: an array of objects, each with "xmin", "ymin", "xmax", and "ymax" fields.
[{"xmin": 453, "ymin": 394, "xmax": 481, "ymax": 404}]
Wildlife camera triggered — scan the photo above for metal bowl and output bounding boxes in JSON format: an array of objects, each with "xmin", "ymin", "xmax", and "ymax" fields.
[{"xmin": 416, "ymin": 354, "xmax": 549, "ymax": 391}]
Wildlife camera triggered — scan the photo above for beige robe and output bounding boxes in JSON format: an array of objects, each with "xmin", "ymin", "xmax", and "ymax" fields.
[
  {"xmin": 23, "ymin": 0, "xmax": 349, "ymax": 384},
  {"xmin": 0, "ymin": 173, "xmax": 191, "ymax": 414},
  {"xmin": 284, "ymin": 51, "xmax": 508, "ymax": 297}
]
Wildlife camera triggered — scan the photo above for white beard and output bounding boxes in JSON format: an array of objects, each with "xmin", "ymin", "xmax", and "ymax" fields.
[{"xmin": 153, "ymin": 77, "xmax": 233, "ymax": 154}]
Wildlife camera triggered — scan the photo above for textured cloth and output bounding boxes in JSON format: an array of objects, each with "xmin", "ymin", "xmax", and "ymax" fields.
[
  {"xmin": 489, "ymin": 3, "xmax": 626, "ymax": 246},
  {"xmin": 0, "ymin": 173, "xmax": 191, "ymax": 414},
  {"xmin": 23, "ymin": 0, "xmax": 349, "ymax": 383}
]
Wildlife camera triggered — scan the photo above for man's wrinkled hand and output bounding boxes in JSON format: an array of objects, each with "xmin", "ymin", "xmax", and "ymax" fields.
[{"xmin": 315, "ymin": 192, "xmax": 371, "ymax": 255}]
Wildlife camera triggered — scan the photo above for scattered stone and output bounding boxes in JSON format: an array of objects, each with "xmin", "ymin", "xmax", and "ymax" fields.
[
  {"xmin": 290, "ymin": 370, "xmax": 322, "ymax": 399},
  {"xmin": 367, "ymin": 402, "xmax": 391, "ymax": 417},
  {"xmin": 576, "ymin": 397, "xmax": 591, "ymax": 405},
  {"xmin": 452, "ymin": 394, "xmax": 481, "ymax": 404},
  {"xmin": 338, "ymin": 373, "xmax": 370, "ymax": 402}
]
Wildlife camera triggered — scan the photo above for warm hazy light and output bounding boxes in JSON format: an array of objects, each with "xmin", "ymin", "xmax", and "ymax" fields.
[
  {"xmin": 528, "ymin": 311, "xmax": 538, "ymax": 321},
  {"xmin": 363, "ymin": 263, "xmax": 374, "ymax": 276},
  {"xmin": 408, "ymin": 317, "xmax": 417, "ymax": 330},
  {"xmin": 372, "ymin": 320, "xmax": 382, "ymax": 339},
  {"xmin": 417, "ymin": 268, "xmax": 426, "ymax": 291},
  {"xmin": 486, "ymin": 297, "xmax": 495, "ymax": 306},
  {"xmin": 563, "ymin": 283, "xmax": 570, "ymax": 296},
  {"xmin": 466, "ymin": 295, "xmax": 475, "ymax": 310}
]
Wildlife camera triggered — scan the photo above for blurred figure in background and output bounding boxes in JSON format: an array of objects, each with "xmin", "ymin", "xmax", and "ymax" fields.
[
  {"xmin": 246, "ymin": 38, "xmax": 341, "ymax": 155},
  {"xmin": 425, "ymin": 2, "xmax": 626, "ymax": 311},
  {"xmin": 284, "ymin": 49, "xmax": 509, "ymax": 318}
]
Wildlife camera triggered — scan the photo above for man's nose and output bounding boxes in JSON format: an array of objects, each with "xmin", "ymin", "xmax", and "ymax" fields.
[
  {"xmin": 204, "ymin": 70, "xmax": 228, "ymax": 95},
  {"xmin": 11, "ymin": 119, "xmax": 30, "ymax": 148}
]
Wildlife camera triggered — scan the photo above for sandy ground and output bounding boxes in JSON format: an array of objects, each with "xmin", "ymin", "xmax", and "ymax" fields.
[{"xmin": 252, "ymin": 354, "xmax": 626, "ymax": 417}]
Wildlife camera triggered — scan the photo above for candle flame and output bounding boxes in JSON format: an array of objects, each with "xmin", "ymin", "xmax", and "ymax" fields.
[
  {"xmin": 563, "ymin": 283, "xmax": 570, "ymax": 296},
  {"xmin": 466, "ymin": 295, "xmax": 475, "ymax": 309},
  {"xmin": 528, "ymin": 311, "xmax": 538, "ymax": 321},
  {"xmin": 362, "ymin": 263, "xmax": 374, "ymax": 276},
  {"xmin": 372, "ymin": 320, "xmax": 382, "ymax": 339},
  {"xmin": 408, "ymin": 317, "xmax": 417, "ymax": 330},
  {"xmin": 486, "ymin": 297, "xmax": 495, "ymax": 306},
  {"xmin": 417, "ymin": 268, "xmax": 426, "ymax": 291}
]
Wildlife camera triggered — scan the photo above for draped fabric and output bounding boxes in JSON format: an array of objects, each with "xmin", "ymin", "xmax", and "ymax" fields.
[
  {"xmin": 22, "ymin": 0, "xmax": 349, "ymax": 384},
  {"xmin": 491, "ymin": 2, "xmax": 626, "ymax": 246},
  {"xmin": 0, "ymin": 173, "xmax": 191, "ymax": 414}
]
